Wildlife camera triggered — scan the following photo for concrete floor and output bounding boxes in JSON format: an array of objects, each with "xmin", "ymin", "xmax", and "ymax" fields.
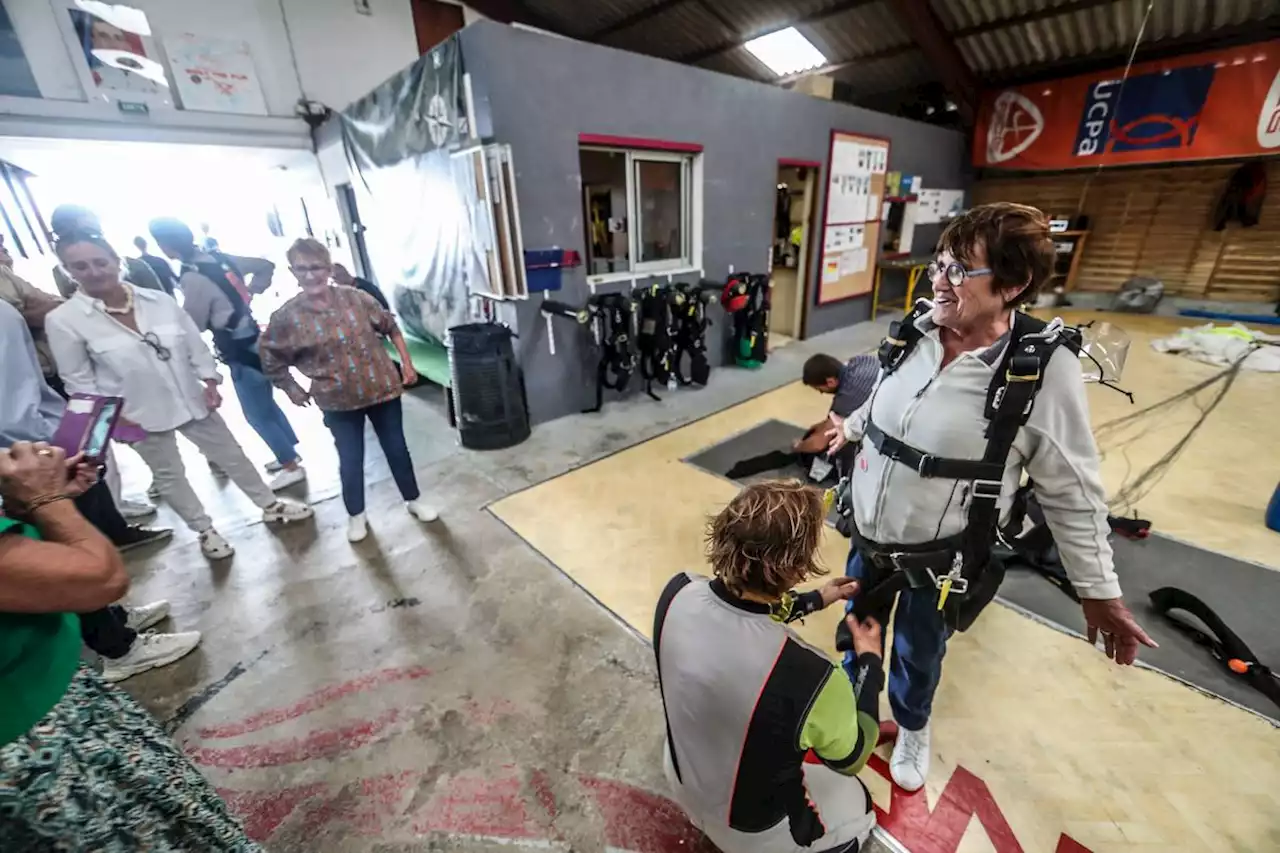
[{"xmin": 114, "ymin": 319, "xmax": 895, "ymax": 852}]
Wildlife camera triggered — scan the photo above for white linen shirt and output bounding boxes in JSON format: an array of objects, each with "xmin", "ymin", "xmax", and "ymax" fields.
[
  {"xmin": 843, "ymin": 304, "xmax": 1121, "ymax": 601},
  {"xmin": 45, "ymin": 287, "xmax": 221, "ymax": 433}
]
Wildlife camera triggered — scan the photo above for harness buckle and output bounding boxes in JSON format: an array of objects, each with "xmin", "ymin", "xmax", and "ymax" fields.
[
  {"xmin": 971, "ymin": 479, "xmax": 1003, "ymax": 501},
  {"xmin": 916, "ymin": 453, "xmax": 937, "ymax": 478},
  {"xmin": 1006, "ymin": 368, "xmax": 1040, "ymax": 382}
]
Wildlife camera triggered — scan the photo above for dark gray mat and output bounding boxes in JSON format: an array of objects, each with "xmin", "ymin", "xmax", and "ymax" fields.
[
  {"xmin": 688, "ymin": 423, "xmax": 1280, "ymax": 723},
  {"xmin": 999, "ymin": 533, "xmax": 1280, "ymax": 723}
]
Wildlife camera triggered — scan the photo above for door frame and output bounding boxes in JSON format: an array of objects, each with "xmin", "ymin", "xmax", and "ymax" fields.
[{"xmin": 778, "ymin": 158, "xmax": 822, "ymax": 340}]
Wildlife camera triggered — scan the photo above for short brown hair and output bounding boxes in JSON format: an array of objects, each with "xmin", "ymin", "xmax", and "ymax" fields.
[
  {"xmin": 803, "ymin": 354, "xmax": 843, "ymax": 388},
  {"xmin": 706, "ymin": 480, "xmax": 827, "ymax": 598},
  {"xmin": 938, "ymin": 202, "xmax": 1053, "ymax": 308},
  {"xmin": 286, "ymin": 237, "xmax": 331, "ymax": 266}
]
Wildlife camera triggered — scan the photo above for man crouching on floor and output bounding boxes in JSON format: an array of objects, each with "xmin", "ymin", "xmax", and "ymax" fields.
[{"xmin": 654, "ymin": 480, "xmax": 885, "ymax": 853}]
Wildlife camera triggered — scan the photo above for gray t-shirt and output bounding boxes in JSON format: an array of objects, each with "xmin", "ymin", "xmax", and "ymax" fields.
[{"xmin": 831, "ymin": 354, "xmax": 879, "ymax": 417}]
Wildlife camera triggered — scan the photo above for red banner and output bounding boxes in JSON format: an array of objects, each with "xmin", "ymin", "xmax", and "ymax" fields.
[{"xmin": 975, "ymin": 40, "xmax": 1280, "ymax": 170}]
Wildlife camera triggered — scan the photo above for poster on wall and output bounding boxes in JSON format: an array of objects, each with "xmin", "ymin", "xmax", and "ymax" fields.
[
  {"xmin": 163, "ymin": 34, "xmax": 268, "ymax": 115},
  {"xmin": 52, "ymin": 0, "xmax": 173, "ymax": 108},
  {"xmin": 0, "ymin": 3, "xmax": 40, "ymax": 97},
  {"xmin": 976, "ymin": 39, "xmax": 1280, "ymax": 170},
  {"xmin": 818, "ymin": 131, "xmax": 889, "ymax": 304},
  {"xmin": 915, "ymin": 189, "xmax": 965, "ymax": 224}
]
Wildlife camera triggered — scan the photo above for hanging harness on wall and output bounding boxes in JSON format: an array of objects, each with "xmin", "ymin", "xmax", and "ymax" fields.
[
  {"xmin": 1212, "ymin": 161, "xmax": 1267, "ymax": 231},
  {"xmin": 671, "ymin": 280, "xmax": 722, "ymax": 387},
  {"xmin": 540, "ymin": 294, "xmax": 637, "ymax": 414},
  {"xmin": 834, "ymin": 301, "xmax": 1083, "ymax": 641},
  {"xmin": 721, "ymin": 273, "xmax": 771, "ymax": 368},
  {"xmin": 634, "ymin": 283, "xmax": 681, "ymax": 400}
]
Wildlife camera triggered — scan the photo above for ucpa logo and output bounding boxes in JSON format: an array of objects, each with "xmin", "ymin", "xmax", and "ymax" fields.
[
  {"xmin": 1256, "ymin": 68, "xmax": 1280, "ymax": 148},
  {"xmin": 985, "ymin": 91, "xmax": 1043, "ymax": 164},
  {"xmin": 1074, "ymin": 65, "xmax": 1216, "ymax": 157}
]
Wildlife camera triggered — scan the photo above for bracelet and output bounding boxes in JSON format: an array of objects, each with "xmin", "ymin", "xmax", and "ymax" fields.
[{"xmin": 25, "ymin": 494, "xmax": 72, "ymax": 514}]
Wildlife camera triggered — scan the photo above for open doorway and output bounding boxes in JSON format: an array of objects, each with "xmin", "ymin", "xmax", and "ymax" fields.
[{"xmin": 769, "ymin": 161, "xmax": 819, "ymax": 347}]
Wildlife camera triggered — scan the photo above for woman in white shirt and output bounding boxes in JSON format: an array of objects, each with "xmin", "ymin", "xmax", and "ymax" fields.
[{"xmin": 45, "ymin": 233, "xmax": 313, "ymax": 560}]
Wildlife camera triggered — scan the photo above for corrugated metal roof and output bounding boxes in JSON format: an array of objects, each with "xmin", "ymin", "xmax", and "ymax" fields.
[
  {"xmin": 600, "ymin": 1, "xmax": 735, "ymax": 59},
  {"xmin": 525, "ymin": 0, "xmax": 1280, "ymax": 102}
]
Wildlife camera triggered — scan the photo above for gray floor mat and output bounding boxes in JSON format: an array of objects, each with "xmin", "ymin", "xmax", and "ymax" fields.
[
  {"xmin": 999, "ymin": 533, "xmax": 1280, "ymax": 723},
  {"xmin": 688, "ymin": 423, "xmax": 1280, "ymax": 723}
]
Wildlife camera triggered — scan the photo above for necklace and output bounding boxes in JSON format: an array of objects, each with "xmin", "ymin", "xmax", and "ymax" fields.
[{"xmin": 102, "ymin": 284, "xmax": 134, "ymax": 316}]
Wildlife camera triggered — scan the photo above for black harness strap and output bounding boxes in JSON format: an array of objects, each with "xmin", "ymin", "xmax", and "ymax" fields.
[
  {"xmin": 187, "ymin": 252, "xmax": 260, "ymax": 368},
  {"xmin": 635, "ymin": 284, "xmax": 678, "ymax": 400},
  {"xmin": 672, "ymin": 284, "xmax": 713, "ymax": 387},
  {"xmin": 583, "ymin": 292, "xmax": 636, "ymax": 414}
]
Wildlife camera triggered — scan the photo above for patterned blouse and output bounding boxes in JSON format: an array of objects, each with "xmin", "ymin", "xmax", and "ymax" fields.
[{"xmin": 260, "ymin": 285, "xmax": 403, "ymax": 412}]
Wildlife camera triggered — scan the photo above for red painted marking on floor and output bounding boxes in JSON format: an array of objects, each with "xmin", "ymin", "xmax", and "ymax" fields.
[
  {"xmin": 578, "ymin": 774, "xmax": 717, "ymax": 853},
  {"xmin": 461, "ymin": 696, "xmax": 520, "ymax": 726},
  {"xmin": 411, "ymin": 767, "xmax": 544, "ymax": 839},
  {"xmin": 218, "ymin": 783, "xmax": 328, "ymax": 842},
  {"xmin": 530, "ymin": 768, "xmax": 559, "ymax": 821},
  {"xmin": 188, "ymin": 709, "xmax": 402, "ymax": 769},
  {"xmin": 197, "ymin": 666, "xmax": 431, "ymax": 739},
  {"xmin": 298, "ymin": 771, "xmax": 419, "ymax": 837}
]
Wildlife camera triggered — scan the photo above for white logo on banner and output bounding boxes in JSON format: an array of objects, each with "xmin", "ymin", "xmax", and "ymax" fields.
[
  {"xmin": 1257, "ymin": 69, "xmax": 1280, "ymax": 148},
  {"xmin": 426, "ymin": 93, "xmax": 453, "ymax": 147},
  {"xmin": 986, "ymin": 91, "xmax": 1045, "ymax": 164}
]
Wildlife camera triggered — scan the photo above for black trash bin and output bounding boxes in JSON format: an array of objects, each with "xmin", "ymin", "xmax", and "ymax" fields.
[{"xmin": 447, "ymin": 322, "xmax": 530, "ymax": 450}]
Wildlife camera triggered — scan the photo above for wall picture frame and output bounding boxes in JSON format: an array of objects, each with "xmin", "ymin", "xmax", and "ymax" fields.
[{"xmin": 50, "ymin": 0, "xmax": 174, "ymax": 109}]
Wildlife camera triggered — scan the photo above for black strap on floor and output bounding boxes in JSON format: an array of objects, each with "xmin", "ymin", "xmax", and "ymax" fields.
[{"xmin": 1149, "ymin": 587, "xmax": 1280, "ymax": 711}]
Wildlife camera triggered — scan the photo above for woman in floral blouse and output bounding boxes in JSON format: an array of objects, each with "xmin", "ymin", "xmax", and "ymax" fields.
[{"xmin": 260, "ymin": 239, "xmax": 436, "ymax": 543}]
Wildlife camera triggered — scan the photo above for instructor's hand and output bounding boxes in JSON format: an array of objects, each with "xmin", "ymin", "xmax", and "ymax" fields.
[
  {"xmin": 1082, "ymin": 597, "xmax": 1158, "ymax": 665},
  {"xmin": 0, "ymin": 442, "xmax": 69, "ymax": 506},
  {"xmin": 846, "ymin": 614, "xmax": 883, "ymax": 658},
  {"xmin": 826, "ymin": 412, "xmax": 848, "ymax": 454},
  {"xmin": 818, "ymin": 577, "xmax": 859, "ymax": 608}
]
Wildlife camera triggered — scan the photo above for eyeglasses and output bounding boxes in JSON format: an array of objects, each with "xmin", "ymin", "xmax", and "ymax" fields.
[
  {"xmin": 927, "ymin": 260, "xmax": 993, "ymax": 287},
  {"xmin": 141, "ymin": 332, "xmax": 172, "ymax": 361},
  {"xmin": 291, "ymin": 264, "xmax": 330, "ymax": 278}
]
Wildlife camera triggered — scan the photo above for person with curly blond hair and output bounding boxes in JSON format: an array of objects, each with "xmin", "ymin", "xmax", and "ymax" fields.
[{"xmin": 654, "ymin": 480, "xmax": 884, "ymax": 853}]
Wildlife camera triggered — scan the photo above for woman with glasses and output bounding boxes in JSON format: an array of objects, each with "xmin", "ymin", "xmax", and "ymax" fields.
[
  {"xmin": 260, "ymin": 238, "xmax": 434, "ymax": 544},
  {"xmin": 44, "ymin": 233, "xmax": 314, "ymax": 561},
  {"xmin": 825, "ymin": 203, "xmax": 1154, "ymax": 793}
]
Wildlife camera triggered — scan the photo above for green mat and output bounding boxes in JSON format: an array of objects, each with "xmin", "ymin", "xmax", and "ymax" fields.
[{"xmin": 385, "ymin": 332, "xmax": 451, "ymax": 388}]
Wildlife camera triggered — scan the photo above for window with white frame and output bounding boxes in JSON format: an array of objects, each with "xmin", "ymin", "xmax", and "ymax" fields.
[{"xmin": 579, "ymin": 146, "xmax": 698, "ymax": 278}]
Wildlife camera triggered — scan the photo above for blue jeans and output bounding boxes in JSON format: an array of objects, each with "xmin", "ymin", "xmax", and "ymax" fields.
[
  {"xmin": 323, "ymin": 397, "xmax": 420, "ymax": 516},
  {"xmin": 842, "ymin": 550, "xmax": 951, "ymax": 731},
  {"xmin": 229, "ymin": 362, "xmax": 299, "ymax": 466}
]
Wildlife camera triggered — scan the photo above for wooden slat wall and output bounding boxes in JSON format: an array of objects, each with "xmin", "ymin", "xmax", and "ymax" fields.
[{"xmin": 974, "ymin": 163, "xmax": 1280, "ymax": 303}]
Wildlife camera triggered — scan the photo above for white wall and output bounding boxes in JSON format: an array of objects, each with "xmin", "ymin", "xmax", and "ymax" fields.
[{"xmin": 1, "ymin": 0, "xmax": 419, "ymax": 143}]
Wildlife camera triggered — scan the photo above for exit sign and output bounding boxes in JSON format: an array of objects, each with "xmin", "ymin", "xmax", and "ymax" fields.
[{"xmin": 117, "ymin": 101, "xmax": 149, "ymax": 116}]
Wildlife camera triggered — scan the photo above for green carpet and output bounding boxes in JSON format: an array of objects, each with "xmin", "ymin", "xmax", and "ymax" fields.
[{"xmin": 386, "ymin": 333, "xmax": 451, "ymax": 388}]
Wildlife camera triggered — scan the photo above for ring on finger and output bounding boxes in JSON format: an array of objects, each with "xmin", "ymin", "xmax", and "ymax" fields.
[{"xmin": 37, "ymin": 448, "xmax": 53, "ymax": 457}]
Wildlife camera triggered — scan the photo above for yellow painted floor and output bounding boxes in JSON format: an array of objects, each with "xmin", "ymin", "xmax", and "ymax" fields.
[{"xmin": 491, "ymin": 313, "xmax": 1280, "ymax": 852}]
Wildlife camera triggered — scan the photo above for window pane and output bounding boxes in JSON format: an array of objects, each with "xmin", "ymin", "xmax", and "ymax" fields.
[
  {"xmin": 636, "ymin": 159, "xmax": 684, "ymax": 264},
  {"xmin": 579, "ymin": 149, "xmax": 630, "ymax": 275}
]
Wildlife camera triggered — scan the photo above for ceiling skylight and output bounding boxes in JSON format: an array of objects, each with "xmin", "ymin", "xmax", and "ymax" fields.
[{"xmin": 743, "ymin": 27, "xmax": 827, "ymax": 77}]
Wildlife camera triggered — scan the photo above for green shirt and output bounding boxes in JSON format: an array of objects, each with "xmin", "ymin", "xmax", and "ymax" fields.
[{"xmin": 0, "ymin": 517, "xmax": 81, "ymax": 746}]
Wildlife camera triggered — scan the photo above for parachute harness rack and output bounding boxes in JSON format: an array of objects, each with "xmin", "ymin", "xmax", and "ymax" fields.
[
  {"xmin": 721, "ymin": 273, "xmax": 771, "ymax": 369},
  {"xmin": 671, "ymin": 280, "xmax": 723, "ymax": 387},
  {"xmin": 540, "ymin": 294, "xmax": 638, "ymax": 413},
  {"xmin": 634, "ymin": 282, "xmax": 683, "ymax": 401}
]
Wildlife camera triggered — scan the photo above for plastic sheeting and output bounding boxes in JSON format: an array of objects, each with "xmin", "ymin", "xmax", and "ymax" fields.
[{"xmin": 339, "ymin": 34, "xmax": 488, "ymax": 344}]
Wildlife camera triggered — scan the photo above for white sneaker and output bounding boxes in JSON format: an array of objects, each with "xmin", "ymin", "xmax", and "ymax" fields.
[
  {"xmin": 890, "ymin": 721, "xmax": 931, "ymax": 792},
  {"xmin": 264, "ymin": 455, "xmax": 302, "ymax": 474},
  {"xmin": 347, "ymin": 513, "xmax": 369, "ymax": 542},
  {"xmin": 124, "ymin": 600, "xmax": 170, "ymax": 632},
  {"xmin": 262, "ymin": 499, "xmax": 315, "ymax": 524},
  {"xmin": 406, "ymin": 500, "xmax": 438, "ymax": 523},
  {"xmin": 199, "ymin": 528, "xmax": 235, "ymax": 560},
  {"xmin": 117, "ymin": 499, "xmax": 157, "ymax": 520},
  {"xmin": 100, "ymin": 631, "xmax": 202, "ymax": 683},
  {"xmin": 268, "ymin": 466, "xmax": 307, "ymax": 491}
]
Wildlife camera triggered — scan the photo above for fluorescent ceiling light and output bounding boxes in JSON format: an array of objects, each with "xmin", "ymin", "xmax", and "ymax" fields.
[{"xmin": 743, "ymin": 27, "xmax": 827, "ymax": 77}]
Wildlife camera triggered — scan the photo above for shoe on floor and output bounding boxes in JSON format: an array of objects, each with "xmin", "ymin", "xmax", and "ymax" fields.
[
  {"xmin": 124, "ymin": 600, "xmax": 171, "ymax": 632},
  {"xmin": 405, "ymin": 500, "xmax": 438, "ymax": 523},
  {"xmin": 264, "ymin": 455, "xmax": 302, "ymax": 474},
  {"xmin": 117, "ymin": 525, "xmax": 174, "ymax": 553},
  {"xmin": 268, "ymin": 466, "xmax": 307, "ymax": 491},
  {"xmin": 100, "ymin": 631, "xmax": 202, "ymax": 683},
  {"xmin": 117, "ymin": 498, "xmax": 157, "ymax": 520},
  {"xmin": 199, "ymin": 528, "xmax": 235, "ymax": 560},
  {"xmin": 347, "ymin": 513, "xmax": 369, "ymax": 543},
  {"xmin": 890, "ymin": 721, "xmax": 931, "ymax": 792},
  {"xmin": 262, "ymin": 499, "xmax": 315, "ymax": 524}
]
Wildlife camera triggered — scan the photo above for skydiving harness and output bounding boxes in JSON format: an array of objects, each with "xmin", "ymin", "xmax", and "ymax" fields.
[
  {"xmin": 185, "ymin": 252, "xmax": 261, "ymax": 370},
  {"xmin": 837, "ymin": 301, "xmax": 1083, "ymax": 636},
  {"xmin": 670, "ymin": 280, "xmax": 722, "ymax": 387},
  {"xmin": 540, "ymin": 293, "xmax": 637, "ymax": 413},
  {"xmin": 721, "ymin": 273, "xmax": 771, "ymax": 369},
  {"xmin": 634, "ymin": 283, "xmax": 682, "ymax": 400}
]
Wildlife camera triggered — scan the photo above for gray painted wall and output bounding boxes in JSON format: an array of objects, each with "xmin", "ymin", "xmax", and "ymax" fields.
[{"xmin": 460, "ymin": 21, "xmax": 968, "ymax": 425}]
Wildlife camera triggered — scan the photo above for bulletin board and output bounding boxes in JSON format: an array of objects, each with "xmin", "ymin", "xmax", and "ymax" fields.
[{"xmin": 816, "ymin": 131, "xmax": 890, "ymax": 304}]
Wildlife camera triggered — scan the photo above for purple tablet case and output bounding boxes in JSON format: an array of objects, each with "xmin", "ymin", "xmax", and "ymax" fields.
[{"xmin": 51, "ymin": 394, "xmax": 125, "ymax": 464}]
